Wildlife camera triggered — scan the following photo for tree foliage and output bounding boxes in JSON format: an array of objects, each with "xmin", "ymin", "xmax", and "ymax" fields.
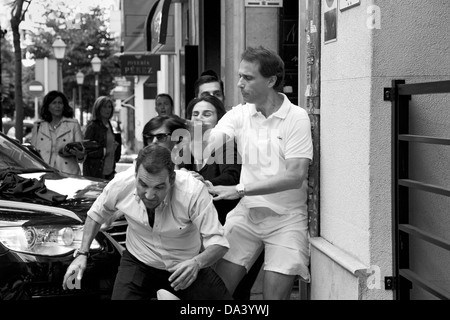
[
  {"xmin": 1, "ymin": 30, "xmax": 38, "ymax": 120},
  {"xmin": 27, "ymin": 4, "xmax": 121, "ymax": 116},
  {"xmin": 1, "ymin": 34, "xmax": 15, "ymax": 118},
  {"xmin": 2, "ymin": 1, "xmax": 41, "ymax": 124}
]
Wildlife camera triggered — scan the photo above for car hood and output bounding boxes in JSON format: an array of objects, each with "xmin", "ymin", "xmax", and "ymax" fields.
[
  {"xmin": 13, "ymin": 171, "xmax": 108, "ymax": 221},
  {"xmin": 0, "ymin": 200, "xmax": 82, "ymax": 227}
]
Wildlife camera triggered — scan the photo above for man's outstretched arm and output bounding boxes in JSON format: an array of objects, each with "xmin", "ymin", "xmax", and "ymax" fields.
[
  {"xmin": 62, "ymin": 216, "xmax": 101, "ymax": 289},
  {"xmin": 210, "ymin": 157, "xmax": 310, "ymax": 200}
]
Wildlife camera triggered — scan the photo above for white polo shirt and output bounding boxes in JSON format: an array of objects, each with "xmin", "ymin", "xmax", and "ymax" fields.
[{"xmin": 211, "ymin": 94, "xmax": 313, "ymax": 215}]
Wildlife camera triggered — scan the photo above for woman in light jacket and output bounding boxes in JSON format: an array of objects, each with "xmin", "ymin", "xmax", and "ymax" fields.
[{"xmin": 31, "ymin": 90, "xmax": 84, "ymax": 175}]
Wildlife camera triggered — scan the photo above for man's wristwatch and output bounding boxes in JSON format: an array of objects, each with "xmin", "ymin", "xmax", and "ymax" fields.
[
  {"xmin": 236, "ymin": 183, "xmax": 246, "ymax": 197},
  {"xmin": 73, "ymin": 249, "xmax": 90, "ymax": 258}
]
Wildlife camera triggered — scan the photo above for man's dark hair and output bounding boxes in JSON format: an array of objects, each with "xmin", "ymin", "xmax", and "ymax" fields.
[
  {"xmin": 135, "ymin": 144, "xmax": 175, "ymax": 179},
  {"xmin": 201, "ymin": 69, "xmax": 219, "ymax": 78},
  {"xmin": 241, "ymin": 46, "xmax": 285, "ymax": 91},
  {"xmin": 40, "ymin": 90, "xmax": 74, "ymax": 122},
  {"xmin": 194, "ymin": 71, "xmax": 225, "ymax": 99},
  {"xmin": 142, "ymin": 115, "xmax": 187, "ymax": 147}
]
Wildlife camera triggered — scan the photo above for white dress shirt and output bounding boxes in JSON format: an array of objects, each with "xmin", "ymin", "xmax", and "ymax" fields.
[{"xmin": 88, "ymin": 168, "xmax": 229, "ymax": 269}]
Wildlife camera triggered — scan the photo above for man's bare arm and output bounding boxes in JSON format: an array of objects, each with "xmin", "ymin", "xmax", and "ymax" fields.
[
  {"xmin": 211, "ymin": 158, "xmax": 310, "ymax": 200},
  {"xmin": 79, "ymin": 215, "xmax": 102, "ymax": 252},
  {"xmin": 62, "ymin": 216, "xmax": 101, "ymax": 289},
  {"xmin": 167, "ymin": 244, "xmax": 228, "ymax": 291}
]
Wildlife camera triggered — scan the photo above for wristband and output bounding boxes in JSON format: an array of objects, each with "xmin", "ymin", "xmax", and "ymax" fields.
[
  {"xmin": 73, "ymin": 249, "xmax": 90, "ymax": 258},
  {"xmin": 236, "ymin": 183, "xmax": 246, "ymax": 197}
]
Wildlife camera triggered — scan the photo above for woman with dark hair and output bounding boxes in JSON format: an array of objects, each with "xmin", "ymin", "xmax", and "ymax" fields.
[
  {"xmin": 142, "ymin": 115, "xmax": 188, "ymax": 169},
  {"xmin": 183, "ymin": 95, "xmax": 241, "ymax": 225},
  {"xmin": 31, "ymin": 90, "xmax": 84, "ymax": 175},
  {"xmin": 83, "ymin": 96, "xmax": 122, "ymax": 180},
  {"xmin": 142, "ymin": 115, "xmax": 187, "ymax": 148}
]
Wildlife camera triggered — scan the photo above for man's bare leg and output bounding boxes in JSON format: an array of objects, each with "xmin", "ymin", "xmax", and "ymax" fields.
[
  {"xmin": 215, "ymin": 259, "xmax": 247, "ymax": 295},
  {"xmin": 263, "ymin": 270, "xmax": 295, "ymax": 300}
]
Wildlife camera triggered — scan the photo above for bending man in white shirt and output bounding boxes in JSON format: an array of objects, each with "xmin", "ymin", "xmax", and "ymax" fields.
[{"xmin": 62, "ymin": 144, "xmax": 231, "ymax": 300}]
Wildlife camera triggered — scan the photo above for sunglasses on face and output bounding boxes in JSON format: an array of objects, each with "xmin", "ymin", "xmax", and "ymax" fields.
[{"xmin": 143, "ymin": 133, "xmax": 172, "ymax": 142}]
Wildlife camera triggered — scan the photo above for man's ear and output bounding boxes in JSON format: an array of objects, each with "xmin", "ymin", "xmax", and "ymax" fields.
[{"xmin": 267, "ymin": 76, "xmax": 277, "ymax": 88}]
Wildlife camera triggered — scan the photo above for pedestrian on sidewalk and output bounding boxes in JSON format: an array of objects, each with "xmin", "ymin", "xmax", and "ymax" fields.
[
  {"xmin": 194, "ymin": 70, "xmax": 226, "ymax": 107},
  {"xmin": 31, "ymin": 90, "xmax": 84, "ymax": 175},
  {"xmin": 83, "ymin": 96, "xmax": 122, "ymax": 180},
  {"xmin": 155, "ymin": 93, "xmax": 174, "ymax": 116}
]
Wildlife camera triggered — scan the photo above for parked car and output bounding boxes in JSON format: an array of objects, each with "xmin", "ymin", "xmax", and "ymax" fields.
[
  {"xmin": 2, "ymin": 119, "xmax": 34, "ymax": 144},
  {"xmin": 0, "ymin": 131, "xmax": 126, "ymax": 300}
]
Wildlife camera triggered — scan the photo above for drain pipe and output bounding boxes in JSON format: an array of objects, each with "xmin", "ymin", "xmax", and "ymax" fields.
[{"xmin": 305, "ymin": 0, "xmax": 321, "ymax": 238}]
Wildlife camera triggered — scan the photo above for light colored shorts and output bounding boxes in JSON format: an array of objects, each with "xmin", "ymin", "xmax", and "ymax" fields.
[{"xmin": 223, "ymin": 202, "xmax": 310, "ymax": 281}]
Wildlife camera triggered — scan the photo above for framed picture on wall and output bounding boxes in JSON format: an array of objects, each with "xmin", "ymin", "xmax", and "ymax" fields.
[{"xmin": 324, "ymin": 0, "xmax": 337, "ymax": 43}]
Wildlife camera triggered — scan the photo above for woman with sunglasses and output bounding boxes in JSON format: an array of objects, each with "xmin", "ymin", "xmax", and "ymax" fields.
[{"xmin": 142, "ymin": 115, "xmax": 188, "ymax": 169}]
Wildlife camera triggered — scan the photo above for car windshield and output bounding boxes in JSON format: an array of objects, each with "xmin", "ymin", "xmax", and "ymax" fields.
[{"xmin": 0, "ymin": 134, "xmax": 52, "ymax": 172}]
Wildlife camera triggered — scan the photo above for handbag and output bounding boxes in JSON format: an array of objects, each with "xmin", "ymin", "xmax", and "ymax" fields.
[
  {"xmin": 59, "ymin": 140, "xmax": 101, "ymax": 157},
  {"xmin": 80, "ymin": 140, "xmax": 103, "ymax": 154}
]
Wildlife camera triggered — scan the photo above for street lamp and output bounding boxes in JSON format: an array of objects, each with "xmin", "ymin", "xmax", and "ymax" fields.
[
  {"xmin": 52, "ymin": 36, "xmax": 67, "ymax": 92},
  {"xmin": 76, "ymin": 70, "xmax": 85, "ymax": 126},
  {"xmin": 90, "ymin": 54, "xmax": 101, "ymax": 99}
]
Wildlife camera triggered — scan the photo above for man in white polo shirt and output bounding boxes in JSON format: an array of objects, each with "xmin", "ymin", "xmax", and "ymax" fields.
[{"xmin": 208, "ymin": 46, "xmax": 313, "ymax": 300}]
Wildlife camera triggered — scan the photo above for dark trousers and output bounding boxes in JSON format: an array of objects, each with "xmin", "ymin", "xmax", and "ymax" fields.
[{"xmin": 111, "ymin": 250, "xmax": 232, "ymax": 300}]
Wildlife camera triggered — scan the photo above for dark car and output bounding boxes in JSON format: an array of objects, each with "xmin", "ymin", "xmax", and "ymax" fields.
[{"xmin": 0, "ymin": 131, "xmax": 126, "ymax": 300}]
